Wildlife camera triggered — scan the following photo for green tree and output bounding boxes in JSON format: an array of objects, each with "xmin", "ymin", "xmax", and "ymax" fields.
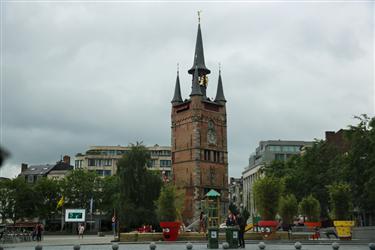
[
  {"xmin": 253, "ymin": 176, "xmax": 284, "ymax": 220},
  {"xmin": 117, "ymin": 143, "xmax": 163, "ymax": 230},
  {"xmin": 343, "ymin": 115, "xmax": 375, "ymax": 219},
  {"xmin": 327, "ymin": 182, "xmax": 352, "ymax": 220},
  {"xmin": 156, "ymin": 183, "xmax": 184, "ymax": 222},
  {"xmin": 279, "ymin": 194, "xmax": 298, "ymax": 225},
  {"xmin": 299, "ymin": 194, "xmax": 320, "ymax": 222},
  {"xmin": 33, "ymin": 177, "xmax": 61, "ymax": 221},
  {"xmin": 99, "ymin": 175, "xmax": 120, "ymax": 216},
  {"xmin": 0, "ymin": 179, "xmax": 15, "ymax": 223},
  {"xmin": 61, "ymin": 169, "xmax": 101, "ymax": 210}
]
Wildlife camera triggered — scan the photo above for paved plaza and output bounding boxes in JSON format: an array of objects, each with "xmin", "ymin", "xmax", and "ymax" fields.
[{"xmin": 1, "ymin": 235, "xmax": 373, "ymax": 250}]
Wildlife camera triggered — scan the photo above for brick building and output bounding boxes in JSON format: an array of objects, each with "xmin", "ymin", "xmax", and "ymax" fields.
[{"xmin": 171, "ymin": 19, "xmax": 228, "ymax": 224}]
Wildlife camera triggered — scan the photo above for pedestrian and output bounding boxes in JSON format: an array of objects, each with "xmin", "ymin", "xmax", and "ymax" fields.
[
  {"xmin": 237, "ymin": 213, "xmax": 246, "ymax": 248},
  {"xmin": 199, "ymin": 211, "xmax": 207, "ymax": 233},
  {"xmin": 36, "ymin": 223, "xmax": 43, "ymax": 242},
  {"xmin": 226, "ymin": 210, "xmax": 236, "ymax": 226},
  {"xmin": 78, "ymin": 223, "xmax": 85, "ymax": 239}
]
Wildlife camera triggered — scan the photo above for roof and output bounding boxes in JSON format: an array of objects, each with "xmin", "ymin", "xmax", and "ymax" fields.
[
  {"xmin": 20, "ymin": 164, "xmax": 54, "ymax": 176},
  {"xmin": 205, "ymin": 189, "xmax": 221, "ymax": 197},
  {"xmin": 52, "ymin": 161, "xmax": 74, "ymax": 171}
]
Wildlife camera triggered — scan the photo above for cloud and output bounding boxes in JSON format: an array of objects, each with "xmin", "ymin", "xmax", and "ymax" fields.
[{"xmin": 1, "ymin": 2, "xmax": 374, "ymax": 178}]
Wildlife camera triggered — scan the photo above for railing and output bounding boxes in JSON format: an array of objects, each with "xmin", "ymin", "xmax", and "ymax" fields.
[{"xmin": 3, "ymin": 241, "xmax": 372, "ymax": 250}]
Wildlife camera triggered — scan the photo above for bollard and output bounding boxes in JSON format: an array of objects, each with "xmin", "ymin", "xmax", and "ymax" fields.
[
  {"xmin": 73, "ymin": 244, "xmax": 80, "ymax": 250},
  {"xmin": 369, "ymin": 243, "xmax": 375, "ymax": 250},
  {"xmin": 258, "ymin": 241, "xmax": 266, "ymax": 250},
  {"xmin": 332, "ymin": 242, "xmax": 340, "ymax": 250},
  {"xmin": 186, "ymin": 242, "xmax": 193, "ymax": 250},
  {"xmin": 0, "ymin": 247, "xmax": 3, "ymax": 250},
  {"xmin": 149, "ymin": 242, "xmax": 156, "ymax": 250},
  {"xmin": 222, "ymin": 242, "xmax": 229, "ymax": 249},
  {"xmin": 35, "ymin": 245, "xmax": 43, "ymax": 250},
  {"xmin": 112, "ymin": 243, "xmax": 119, "ymax": 250},
  {"xmin": 294, "ymin": 242, "xmax": 302, "ymax": 250}
]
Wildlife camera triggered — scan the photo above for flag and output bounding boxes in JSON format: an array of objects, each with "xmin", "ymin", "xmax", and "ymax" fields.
[
  {"xmin": 89, "ymin": 197, "xmax": 94, "ymax": 214},
  {"xmin": 57, "ymin": 196, "xmax": 64, "ymax": 209}
]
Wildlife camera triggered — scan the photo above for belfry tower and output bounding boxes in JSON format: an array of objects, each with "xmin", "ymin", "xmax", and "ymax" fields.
[{"xmin": 171, "ymin": 15, "xmax": 228, "ymax": 224}]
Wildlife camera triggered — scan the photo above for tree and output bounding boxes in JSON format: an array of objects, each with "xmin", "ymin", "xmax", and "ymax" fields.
[
  {"xmin": 279, "ymin": 194, "xmax": 298, "ymax": 225},
  {"xmin": 343, "ymin": 115, "xmax": 375, "ymax": 220},
  {"xmin": 0, "ymin": 179, "xmax": 15, "ymax": 223},
  {"xmin": 327, "ymin": 182, "xmax": 352, "ymax": 220},
  {"xmin": 253, "ymin": 176, "xmax": 284, "ymax": 220},
  {"xmin": 299, "ymin": 195, "xmax": 320, "ymax": 222},
  {"xmin": 98, "ymin": 175, "xmax": 120, "ymax": 216},
  {"xmin": 117, "ymin": 142, "xmax": 163, "ymax": 230},
  {"xmin": 156, "ymin": 183, "xmax": 184, "ymax": 222},
  {"xmin": 61, "ymin": 169, "xmax": 101, "ymax": 210},
  {"xmin": 33, "ymin": 177, "xmax": 61, "ymax": 221}
]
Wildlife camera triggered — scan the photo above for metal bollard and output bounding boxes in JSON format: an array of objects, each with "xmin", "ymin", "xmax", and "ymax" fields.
[
  {"xmin": 332, "ymin": 242, "xmax": 340, "ymax": 250},
  {"xmin": 112, "ymin": 243, "xmax": 119, "ymax": 250},
  {"xmin": 73, "ymin": 244, "xmax": 80, "ymax": 250},
  {"xmin": 35, "ymin": 245, "xmax": 43, "ymax": 250},
  {"xmin": 0, "ymin": 246, "xmax": 3, "ymax": 250},
  {"xmin": 149, "ymin": 241, "xmax": 156, "ymax": 250},
  {"xmin": 369, "ymin": 243, "xmax": 375, "ymax": 250},
  {"xmin": 186, "ymin": 242, "xmax": 193, "ymax": 250},
  {"xmin": 294, "ymin": 242, "xmax": 302, "ymax": 250},
  {"xmin": 258, "ymin": 241, "xmax": 266, "ymax": 250},
  {"xmin": 222, "ymin": 242, "xmax": 229, "ymax": 249}
]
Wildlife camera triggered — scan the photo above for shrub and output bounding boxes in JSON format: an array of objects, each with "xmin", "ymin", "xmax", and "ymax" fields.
[{"xmin": 299, "ymin": 194, "xmax": 321, "ymax": 222}]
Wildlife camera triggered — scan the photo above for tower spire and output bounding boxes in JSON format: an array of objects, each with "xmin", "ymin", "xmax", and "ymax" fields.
[
  {"xmin": 190, "ymin": 62, "xmax": 203, "ymax": 97},
  {"xmin": 171, "ymin": 63, "xmax": 183, "ymax": 104},
  {"xmin": 214, "ymin": 66, "xmax": 226, "ymax": 103},
  {"xmin": 188, "ymin": 12, "xmax": 210, "ymax": 76}
]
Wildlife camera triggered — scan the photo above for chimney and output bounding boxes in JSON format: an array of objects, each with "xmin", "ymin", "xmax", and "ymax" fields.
[
  {"xmin": 63, "ymin": 155, "xmax": 70, "ymax": 165},
  {"xmin": 21, "ymin": 163, "xmax": 28, "ymax": 172},
  {"xmin": 325, "ymin": 131, "xmax": 335, "ymax": 142}
]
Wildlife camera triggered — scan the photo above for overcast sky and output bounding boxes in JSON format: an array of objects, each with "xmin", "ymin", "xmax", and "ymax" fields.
[{"xmin": 0, "ymin": 1, "xmax": 374, "ymax": 178}]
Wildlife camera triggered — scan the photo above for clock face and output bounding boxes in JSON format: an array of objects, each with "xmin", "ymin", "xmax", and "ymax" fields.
[{"xmin": 208, "ymin": 131, "xmax": 217, "ymax": 144}]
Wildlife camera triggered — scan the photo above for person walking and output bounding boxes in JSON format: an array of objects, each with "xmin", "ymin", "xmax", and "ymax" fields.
[
  {"xmin": 36, "ymin": 223, "xmax": 43, "ymax": 242},
  {"xmin": 78, "ymin": 223, "xmax": 85, "ymax": 239},
  {"xmin": 237, "ymin": 214, "xmax": 246, "ymax": 248}
]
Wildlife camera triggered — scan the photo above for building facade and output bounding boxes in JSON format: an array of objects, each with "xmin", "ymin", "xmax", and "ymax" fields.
[
  {"xmin": 74, "ymin": 145, "xmax": 172, "ymax": 178},
  {"xmin": 171, "ymin": 19, "xmax": 228, "ymax": 224},
  {"xmin": 242, "ymin": 140, "xmax": 313, "ymax": 221}
]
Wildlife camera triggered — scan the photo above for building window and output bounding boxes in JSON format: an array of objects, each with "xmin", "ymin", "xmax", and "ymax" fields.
[
  {"xmin": 160, "ymin": 160, "xmax": 171, "ymax": 167},
  {"xmin": 275, "ymin": 154, "xmax": 285, "ymax": 161}
]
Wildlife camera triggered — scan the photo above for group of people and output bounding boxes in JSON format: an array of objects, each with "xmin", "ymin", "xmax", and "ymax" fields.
[{"xmin": 226, "ymin": 210, "xmax": 246, "ymax": 248}]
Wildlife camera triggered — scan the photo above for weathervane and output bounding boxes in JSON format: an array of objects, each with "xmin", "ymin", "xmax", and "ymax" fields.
[
  {"xmin": 198, "ymin": 10, "xmax": 201, "ymax": 23},
  {"xmin": 177, "ymin": 63, "xmax": 179, "ymax": 75}
]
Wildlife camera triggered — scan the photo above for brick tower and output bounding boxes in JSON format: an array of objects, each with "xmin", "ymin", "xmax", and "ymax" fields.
[{"xmin": 171, "ymin": 18, "xmax": 228, "ymax": 224}]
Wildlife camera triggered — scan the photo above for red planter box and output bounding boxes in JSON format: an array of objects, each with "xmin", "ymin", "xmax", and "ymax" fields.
[
  {"xmin": 258, "ymin": 220, "xmax": 279, "ymax": 228},
  {"xmin": 160, "ymin": 221, "xmax": 181, "ymax": 241}
]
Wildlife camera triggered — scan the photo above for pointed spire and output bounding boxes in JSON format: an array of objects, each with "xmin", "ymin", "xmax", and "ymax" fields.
[
  {"xmin": 188, "ymin": 12, "xmax": 210, "ymax": 76},
  {"xmin": 172, "ymin": 64, "xmax": 183, "ymax": 104},
  {"xmin": 190, "ymin": 63, "xmax": 203, "ymax": 97},
  {"xmin": 214, "ymin": 66, "xmax": 226, "ymax": 103}
]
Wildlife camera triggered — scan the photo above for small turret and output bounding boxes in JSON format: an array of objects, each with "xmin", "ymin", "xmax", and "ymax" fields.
[
  {"xmin": 171, "ymin": 68, "xmax": 183, "ymax": 104},
  {"xmin": 214, "ymin": 69, "xmax": 226, "ymax": 104}
]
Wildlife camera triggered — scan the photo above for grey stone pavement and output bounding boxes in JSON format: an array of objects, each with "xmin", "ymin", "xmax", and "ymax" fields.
[{"xmin": 1, "ymin": 235, "xmax": 373, "ymax": 250}]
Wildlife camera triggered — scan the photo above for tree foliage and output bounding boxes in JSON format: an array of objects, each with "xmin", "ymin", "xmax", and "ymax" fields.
[
  {"xmin": 262, "ymin": 114, "xmax": 375, "ymax": 220},
  {"xmin": 156, "ymin": 183, "xmax": 184, "ymax": 222},
  {"xmin": 253, "ymin": 176, "xmax": 284, "ymax": 220},
  {"xmin": 327, "ymin": 182, "xmax": 352, "ymax": 220},
  {"xmin": 298, "ymin": 195, "xmax": 320, "ymax": 222},
  {"xmin": 279, "ymin": 194, "xmax": 298, "ymax": 224},
  {"xmin": 117, "ymin": 142, "xmax": 163, "ymax": 230},
  {"xmin": 33, "ymin": 177, "xmax": 61, "ymax": 221}
]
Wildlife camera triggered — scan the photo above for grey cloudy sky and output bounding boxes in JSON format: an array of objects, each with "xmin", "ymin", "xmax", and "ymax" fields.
[{"xmin": 1, "ymin": 1, "xmax": 374, "ymax": 178}]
